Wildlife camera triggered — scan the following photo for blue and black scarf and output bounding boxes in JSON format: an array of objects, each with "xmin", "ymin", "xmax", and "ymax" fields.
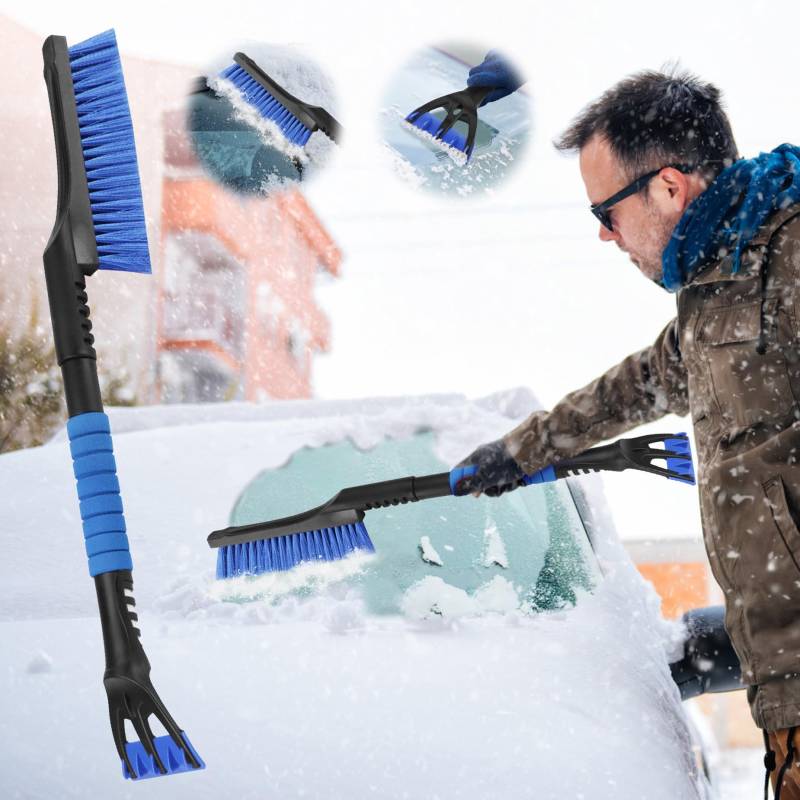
[{"xmin": 661, "ymin": 143, "xmax": 800, "ymax": 292}]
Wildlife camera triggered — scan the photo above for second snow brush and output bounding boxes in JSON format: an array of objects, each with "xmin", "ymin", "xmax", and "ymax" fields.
[
  {"xmin": 42, "ymin": 29, "xmax": 204, "ymax": 781},
  {"xmin": 209, "ymin": 432, "xmax": 694, "ymax": 579},
  {"xmin": 219, "ymin": 52, "xmax": 341, "ymax": 146}
]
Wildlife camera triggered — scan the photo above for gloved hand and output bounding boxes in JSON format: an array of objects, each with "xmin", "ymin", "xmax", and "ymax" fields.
[
  {"xmin": 467, "ymin": 51, "xmax": 524, "ymax": 105},
  {"xmin": 452, "ymin": 438, "xmax": 526, "ymax": 497}
]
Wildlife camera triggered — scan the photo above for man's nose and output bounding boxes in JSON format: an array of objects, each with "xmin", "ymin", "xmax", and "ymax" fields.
[{"xmin": 598, "ymin": 223, "xmax": 618, "ymax": 242}]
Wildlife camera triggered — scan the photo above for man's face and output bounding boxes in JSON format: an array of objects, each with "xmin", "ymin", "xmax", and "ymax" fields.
[{"xmin": 579, "ymin": 135, "xmax": 685, "ymax": 283}]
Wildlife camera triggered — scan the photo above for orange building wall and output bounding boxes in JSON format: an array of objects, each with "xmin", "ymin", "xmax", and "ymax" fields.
[
  {"xmin": 160, "ymin": 165, "xmax": 340, "ymax": 401},
  {"xmin": 636, "ymin": 561, "xmax": 710, "ymax": 619}
]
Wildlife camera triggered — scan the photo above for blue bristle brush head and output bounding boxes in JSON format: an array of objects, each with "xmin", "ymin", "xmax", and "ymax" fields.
[
  {"xmin": 68, "ymin": 30, "xmax": 150, "ymax": 274},
  {"xmin": 220, "ymin": 63, "xmax": 313, "ymax": 147},
  {"xmin": 216, "ymin": 521, "xmax": 375, "ymax": 579}
]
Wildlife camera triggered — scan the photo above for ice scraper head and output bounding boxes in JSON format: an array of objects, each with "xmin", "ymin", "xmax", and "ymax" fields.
[
  {"xmin": 663, "ymin": 433, "xmax": 696, "ymax": 484},
  {"xmin": 616, "ymin": 432, "xmax": 696, "ymax": 485},
  {"xmin": 404, "ymin": 84, "xmax": 496, "ymax": 163}
]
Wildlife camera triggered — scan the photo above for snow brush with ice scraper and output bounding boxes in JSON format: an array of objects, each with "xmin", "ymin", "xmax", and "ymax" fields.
[
  {"xmin": 41, "ymin": 30, "xmax": 204, "ymax": 780},
  {"xmin": 209, "ymin": 432, "xmax": 694, "ymax": 578},
  {"xmin": 404, "ymin": 84, "xmax": 498, "ymax": 164},
  {"xmin": 219, "ymin": 52, "xmax": 342, "ymax": 146}
]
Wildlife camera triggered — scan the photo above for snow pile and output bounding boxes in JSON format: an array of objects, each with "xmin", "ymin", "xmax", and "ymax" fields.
[
  {"xmin": 381, "ymin": 137, "xmax": 427, "ymax": 189},
  {"xmin": 25, "ymin": 651, "xmax": 53, "ymax": 675},
  {"xmin": 205, "ymin": 551, "xmax": 374, "ymax": 607},
  {"xmin": 427, "ymin": 135, "xmax": 519, "ymax": 196},
  {"xmin": 401, "ymin": 574, "xmax": 521, "ymax": 618},
  {"xmin": 303, "ymin": 129, "xmax": 337, "ymax": 167},
  {"xmin": 483, "ymin": 520, "xmax": 509, "ymax": 567},
  {"xmin": 418, "ymin": 535, "xmax": 444, "ymax": 565}
]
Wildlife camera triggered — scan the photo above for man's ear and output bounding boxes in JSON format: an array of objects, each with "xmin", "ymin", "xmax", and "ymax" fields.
[{"xmin": 660, "ymin": 167, "xmax": 690, "ymax": 208}]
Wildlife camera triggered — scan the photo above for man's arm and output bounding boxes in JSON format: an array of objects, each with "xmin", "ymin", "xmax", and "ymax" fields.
[{"xmin": 503, "ymin": 317, "xmax": 689, "ymax": 475}]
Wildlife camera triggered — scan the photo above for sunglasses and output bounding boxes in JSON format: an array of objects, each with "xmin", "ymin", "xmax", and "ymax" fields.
[{"xmin": 590, "ymin": 163, "xmax": 695, "ymax": 231}]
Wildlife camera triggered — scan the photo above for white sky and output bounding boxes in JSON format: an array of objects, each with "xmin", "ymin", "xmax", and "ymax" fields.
[{"xmin": 3, "ymin": 0, "xmax": 798, "ymax": 541}]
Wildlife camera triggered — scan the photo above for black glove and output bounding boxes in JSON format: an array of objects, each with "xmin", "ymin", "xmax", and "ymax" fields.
[{"xmin": 453, "ymin": 438, "xmax": 526, "ymax": 497}]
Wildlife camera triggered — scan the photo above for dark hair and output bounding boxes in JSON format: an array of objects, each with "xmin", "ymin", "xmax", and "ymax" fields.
[{"xmin": 554, "ymin": 67, "xmax": 738, "ymax": 183}]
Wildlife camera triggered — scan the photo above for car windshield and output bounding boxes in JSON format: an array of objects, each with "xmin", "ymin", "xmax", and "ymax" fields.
[
  {"xmin": 229, "ymin": 431, "xmax": 599, "ymax": 616},
  {"xmin": 381, "ymin": 48, "xmax": 531, "ymax": 195},
  {"xmin": 188, "ymin": 87, "xmax": 302, "ymax": 192}
]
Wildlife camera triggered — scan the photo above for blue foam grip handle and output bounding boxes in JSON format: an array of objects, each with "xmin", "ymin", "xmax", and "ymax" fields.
[
  {"xmin": 521, "ymin": 465, "xmax": 557, "ymax": 485},
  {"xmin": 66, "ymin": 412, "xmax": 132, "ymax": 577},
  {"xmin": 449, "ymin": 464, "xmax": 478, "ymax": 494},
  {"xmin": 123, "ymin": 732, "xmax": 206, "ymax": 780}
]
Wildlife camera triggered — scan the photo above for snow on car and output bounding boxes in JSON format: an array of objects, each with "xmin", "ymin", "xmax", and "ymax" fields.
[{"xmin": 0, "ymin": 389, "xmax": 711, "ymax": 798}]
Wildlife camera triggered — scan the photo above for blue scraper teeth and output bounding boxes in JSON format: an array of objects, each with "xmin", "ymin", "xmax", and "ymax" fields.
[
  {"xmin": 405, "ymin": 111, "xmax": 467, "ymax": 154},
  {"xmin": 122, "ymin": 732, "xmax": 205, "ymax": 780}
]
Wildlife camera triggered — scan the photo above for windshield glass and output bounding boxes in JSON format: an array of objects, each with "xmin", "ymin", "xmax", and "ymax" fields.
[
  {"xmin": 229, "ymin": 432, "xmax": 599, "ymax": 616},
  {"xmin": 188, "ymin": 87, "xmax": 302, "ymax": 192}
]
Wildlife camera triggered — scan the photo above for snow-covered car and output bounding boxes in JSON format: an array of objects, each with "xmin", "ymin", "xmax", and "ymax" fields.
[{"xmin": 0, "ymin": 389, "xmax": 714, "ymax": 798}]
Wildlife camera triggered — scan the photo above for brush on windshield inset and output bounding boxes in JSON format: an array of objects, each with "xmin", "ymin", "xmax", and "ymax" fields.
[
  {"xmin": 209, "ymin": 432, "xmax": 695, "ymax": 579},
  {"xmin": 42, "ymin": 29, "xmax": 204, "ymax": 781},
  {"xmin": 219, "ymin": 52, "xmax": 342, "ymax": 146},
  {"xmin": 403, "ymin": 84, "xmax": 497, "ymax": 164}
]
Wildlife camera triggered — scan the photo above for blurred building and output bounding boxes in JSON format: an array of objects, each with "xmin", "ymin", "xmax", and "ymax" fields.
[
  {"xmin": 159, "ymin": 114, "xmax": 338, "ymax": 402},
  {"xmin": 0, "ymin": 14, "xmax": 339, "ymax": 404}
]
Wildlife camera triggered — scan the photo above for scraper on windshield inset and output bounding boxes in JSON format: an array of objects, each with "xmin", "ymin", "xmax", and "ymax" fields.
[
  {"xmin": 209, "ymin": 432, "xmax": 695, "ymax": 579},
  {"xmin": 403, "ymin": 84, "xmax": 497, "ymax": 164}
]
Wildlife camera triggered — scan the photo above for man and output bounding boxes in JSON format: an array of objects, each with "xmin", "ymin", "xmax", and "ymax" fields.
[{"xmin": 455, "ymin": 69, "xmax": 800, "ymax": 796}]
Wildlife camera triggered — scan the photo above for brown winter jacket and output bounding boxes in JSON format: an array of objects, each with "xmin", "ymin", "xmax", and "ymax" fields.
[{"xmin": 504, "ymin": 201, "xmax": 800, "ymax": 732}]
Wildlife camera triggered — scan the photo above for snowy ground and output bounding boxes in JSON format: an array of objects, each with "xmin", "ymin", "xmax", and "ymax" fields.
[{"xmin": 0, "ymin": 394, "xmax": 712, "ymax": 798}]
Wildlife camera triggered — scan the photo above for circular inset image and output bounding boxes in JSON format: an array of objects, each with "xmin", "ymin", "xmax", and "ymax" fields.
[
  {"xmin": 380, "ymin": 44, "xmax": 530, "ymax": 196},
  {"xmin": 187, "ymin": 44, "xmax": 341, "ymax": 195}
]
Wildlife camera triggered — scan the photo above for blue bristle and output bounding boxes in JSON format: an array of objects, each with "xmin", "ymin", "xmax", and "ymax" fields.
[
  {"xmin": 216, "ymin": 521, "xmax": 376, "ymax": 579},
  {"xmin": 220, "ymin": 63, "xmax": 312, "ymax": 147},
  {"xmin": 405, "ymin": 111, "xmax": 468, "ymax": 154},
  {"xmin": 68, "ymin": 30, "xmax": 150, "ymax": 274}
]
